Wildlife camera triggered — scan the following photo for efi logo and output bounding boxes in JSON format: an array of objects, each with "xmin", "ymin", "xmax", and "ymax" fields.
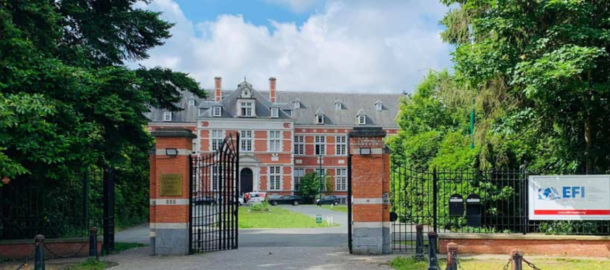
[
  {"xmin": 538, "ymin": 187, "xmax": 561, "ymax": 200},
  {"xmin": 538, "ymin": 186, "xmax": 586, "ymax": 200}
]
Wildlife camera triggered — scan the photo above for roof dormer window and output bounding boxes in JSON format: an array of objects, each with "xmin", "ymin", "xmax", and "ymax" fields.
[
  {"xmin": 292, "ymin": 100, "xmax": 301, "ymax": 109},
  {"xmin": 212, "ymin": 106, "xmax": 222, "ymax": 117},
  {"xmin": 335, "ymin": 100, "xmax": 343, "ymax": 110},
  {"xmin": 316, "ymin": 114, "xmax": 324, "ymax": 124},
  {"xmin": 358, "ymin": 115, "xmax": 366, "ymax": 125},
  {"xmin": 188, "ymin": 99, "xmax": 196, "ymax": 107},
  {"xmin": 239, "ymin": 101, "xmax": 255, "ymax": 117},
  {"xmin": 271, "ymin": 107, "xmax": 279, "ymax": 118},
  {"xmin": 375, "ymin": 100, "xmax": 383, "ymax": 111},
  {"xmin": 163, "ymin": 112, "xmax": 172, "ymax": 121}
]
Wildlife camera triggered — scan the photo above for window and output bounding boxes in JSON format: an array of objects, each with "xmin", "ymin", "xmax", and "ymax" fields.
[
  {"xmin": 336, "ymin": 168, "xmax": 347, "ymax": 191},
  {"xmin": 335, "ymin": 136, "xmax": 347, "ymax": 155},
  {"xmin": 188, "ymin": 99, "xmax": 196, "ymax": 107},
  {"xmin": 358, "ymin": 115, "xmax": 366, "ymax": 125},
  {"xmin": 315, "ymin": 136, "xmax": 326, "ymax": 155},
  {"xmin": 198, "ymin": 108, "xmax": 205, "ymax": 116},
  {"xmin": 192, "ymin": 139, "xmax": 198, "ymax": 153},
  {"xmin": 268, "ymin": 131, "xmax": 282, "ymax": 152},
  {"xmin": 294, "ymin": 168, "xmax": 305, "ymax": 191},
  {"xmin": 212, "ymin": 106, "xmax": 222, "ymax": 117},
  {"xmin": 269, "ymin": 166, "xmax": 282, "ymax": 191},
  {"xmin": 294, "ymin": 135, "xmax": 304, "ymax": 155},
  {"xmin": 293, "ymin": 101, "xmax": 301, "ymax": 109},
  {"xmin": 163, "ymin": 112, "xmax": 172, "ymax": 121},
  {"xmin": 271, "ymin": 107, "xmax": 279, "ymax": 118},
  {"xmin": 210, "ymin": 130, "xmax": 223, "ymax": 151},
  {"xmin": 335, "ymin": 102, "xmax": 342, "ymax": 110},
  {"xmin": 375, "ymin": 102, "xmax": 383, "ymax": 111},
  {"xmin": 240, "ymin": 101, "xmax": 254, "ymax": 116},
  {"xmin": 315, "ymin": 114, "xmax": 324, "ymax": 124},
  {"xmin": 240, "ymin": 130, "xmax": 253, "ymax": 152},
  {"xmin": 211, "ymin": 165, "xmax": 219, "ymax": 191}
]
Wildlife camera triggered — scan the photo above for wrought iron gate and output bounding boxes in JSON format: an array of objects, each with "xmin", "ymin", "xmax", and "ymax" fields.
[{"xmin": 189, "ymin": 134, "xmax": 239, "ymax": 253}]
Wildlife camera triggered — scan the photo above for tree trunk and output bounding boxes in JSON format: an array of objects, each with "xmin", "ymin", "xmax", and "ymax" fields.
[{"xmin": 585, "ymin": 116, "xmax": 593, "ymax": 174}]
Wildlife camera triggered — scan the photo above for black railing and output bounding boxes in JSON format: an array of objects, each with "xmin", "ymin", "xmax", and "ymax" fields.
[{"xmin": 390, "ymin": 165, "xmax": 610, "ymax": 252}]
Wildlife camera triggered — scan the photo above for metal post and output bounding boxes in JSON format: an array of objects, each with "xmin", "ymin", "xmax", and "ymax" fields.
[
  {"xmin": 446, "ymin": 242, "xmax": 458, "ymax": 270},
  {"xmin": 427, "ymin": 232, "xmax": 440, "ymax": 270},
  {"xmin": 511, "ymin": 249, "xmax": 523, "ymax": 270},
  {"xmin": 89, "ymin": 227, "xmax": 98, "ymax": 259},
  {"xmin": 470, "ymin": 108, "xmax": 475, "ymax": 149},
  {"xmin": 319, "ymin": 154, "xmax": 323, "ymax": 201},
  {"xmin": 34, "ymin": 235, "xmax": 45, "ymax": 270},
  {"xmin": 432, "ymin": 168, "xmax": 438, "ymax": 232},
  {"xmin": 415, "ymin": 224, "xmax": 424, "ymax": 261}
]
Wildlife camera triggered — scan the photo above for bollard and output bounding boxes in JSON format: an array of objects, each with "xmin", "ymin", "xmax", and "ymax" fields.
[
  {"xmin": 427, "ymin": 231, "xmax": 440, "ymax": 270},
  {"xmin": 446, "ymin": 242, "xmax": 458, "ymax": 270},
  {"xmin": 89, "ymin": 227, "xmax": 98, "ymax": 259},
  {"xmin": 415, "ymin": 224, "xmax": 424, "ymax": 261},
  {"xmin": 34, "ymin": 235, "xmax": 45, "ymax": 270},
  {"xmin": 511, "ymin": 249, "xmax": 523, "ymax": 270}
]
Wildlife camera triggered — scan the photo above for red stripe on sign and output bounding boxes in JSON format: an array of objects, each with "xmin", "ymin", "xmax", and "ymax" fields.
[{"xmin": 535, "ymin": 210, "xmax": 610, "ymax": 215}]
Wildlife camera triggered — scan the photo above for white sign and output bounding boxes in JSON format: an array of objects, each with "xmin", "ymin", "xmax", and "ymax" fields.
[{"xmin": 529, "ymin": 175, "xmax": 610, "ymax": 220}]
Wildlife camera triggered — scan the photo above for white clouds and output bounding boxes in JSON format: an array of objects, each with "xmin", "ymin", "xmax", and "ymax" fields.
[{"xmin": 137, "ymin": 0, "xmax": 452, "ymax": 93}]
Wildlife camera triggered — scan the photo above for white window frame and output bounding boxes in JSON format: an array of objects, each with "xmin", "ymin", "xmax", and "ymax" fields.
[
  {"xmin": 375, "ymin": 102, "xmax": 382, "ymax": 111},
  {"xmin": 315, "ymin": 114, "xmax": 324, "ymax": 124},
  {"xmin": 315, "ymin": 136, "xmax": 326, "ymax": 155},
  {"xmin": 210, "ymin": 130, "xmax": 224, "ymax": 151},
  {"xmin": 269, "ymin": 166, "xmax": 282, "ymax": 191},
  {"xmin": 294, "ymin": 135, "xmax": 304, "ymax": 155},
  {"xmin": 163, "ymin": 112, "xmax": 172, "ymax": 121},
  {"xmin": 294, "ymin": 168, "xmax": 305, "ymax": 191},
  {"xmin": 335, "ymin": 102, "xmax": 342, "ymax": 110},
  {"xmin": 335, "ymin": 136, "xmax": 347, "ymax": 155},
  {"xmin": 240, "ymin": 101, "xmax": 255, "ymax": 117},
  {"xmin": 336, "ymin": 168, "xmax": 347, "ymax": 191},
  {"xmin": 192, "ymin": 139, "xmax": 198, "ymax": 154},
  {"xmin": 268, "ymin": 131, "xmax": 282, "ymax": 152},
  {"xmin": 358, "ymin": 115, "xmax": 366, "ymax": 125},
  {"xmin": 240, "ymin": 130, "xmax": 253, "ymax": 152},
  {"xmin": 188, "ymin": 99, "xmax": 196, "ymax": 107},
  {"xmin": 271, "ymin": 107, "xmax": 279, "ymax": 118},
  {"xmin": 293, "ymin": 101, "xmax": 301, "ymax": 109},
  {"xmin": 212, "ymin": 106, "xmax": 222, "ymax": 117}
]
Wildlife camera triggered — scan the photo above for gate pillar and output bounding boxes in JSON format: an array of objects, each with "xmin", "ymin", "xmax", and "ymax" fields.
[
  {"xmin": 349, "ymin": 127, "xmax": 391, "ymax": 255},
  {"xmin": 149, "ymin": 128, "xmax": 196, "ymax": 256}
]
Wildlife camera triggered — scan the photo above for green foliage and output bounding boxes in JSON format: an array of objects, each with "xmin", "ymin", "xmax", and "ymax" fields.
[
  {"xmin": 296, "ymin": 172, "xmax": 331, "ymax": 203},
  {"xmin": 250, "ymin": 201, "xmax": 270, "ymax": 212}
]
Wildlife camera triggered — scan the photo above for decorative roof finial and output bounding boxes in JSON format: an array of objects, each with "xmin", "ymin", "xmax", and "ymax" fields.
[{"xmin": 244, "ymin": 76, "xmax": 247, "ymax": 82}]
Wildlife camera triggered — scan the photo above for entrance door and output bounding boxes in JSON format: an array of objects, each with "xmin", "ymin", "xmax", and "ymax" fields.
[{"xmin": 240, "ymin": 168, "xmax": 253, "ymax": 195}]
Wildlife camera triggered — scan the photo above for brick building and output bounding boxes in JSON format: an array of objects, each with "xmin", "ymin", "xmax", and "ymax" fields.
[{"xmin": 147, "ymin": 77, "xmax": 401, "ymax": 203}]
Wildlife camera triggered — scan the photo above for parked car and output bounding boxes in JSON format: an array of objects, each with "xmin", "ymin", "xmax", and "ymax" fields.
[
  {"xmin": 243, "ymin": 192, "xmax": 267, "ymax": 204},
  {"xmin": 193, "ymin": 195, "xmax": 216, "ymax": 206},
  {"xmin": 316, "ymin": 195, "xmax": 340, "ymax": 206},
  {"xmin": 269, "ymin": 195, "xmax": 304, "ymax": 206}
]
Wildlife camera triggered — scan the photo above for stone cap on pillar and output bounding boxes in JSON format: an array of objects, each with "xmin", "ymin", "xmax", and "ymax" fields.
[
  {"xmin": 151, "ymin": 128, "xmax": 196, "ymax": 138},
  {"xmin": 348, "ymin": 127, "xmax": 386, "ymax": 138}
]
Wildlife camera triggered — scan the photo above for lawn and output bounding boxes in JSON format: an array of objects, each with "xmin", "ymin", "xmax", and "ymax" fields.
[
  {"xmin": 390, "ymin": 257, "xmax": 610, "ymax": 270},
  {"xmin": 321, "ymin": 205, "xmax": 348, "ymax": 213},
  {"xmin": 239, "ymin": 206, "xmax": 339, "ymax": 228}
]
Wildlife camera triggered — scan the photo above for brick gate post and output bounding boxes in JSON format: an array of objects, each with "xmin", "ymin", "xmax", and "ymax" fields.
[
  {"xmin": 349, "ymin": 127, "xmax": 391, "ymax": 255},
  {"xmin": 149, "ymin": 128, "xmax": 196, "ymax": 255}
]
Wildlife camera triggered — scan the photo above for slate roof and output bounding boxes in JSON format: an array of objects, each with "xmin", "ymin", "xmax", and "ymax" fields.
[{"xmin": 147, "ymin": 81, "xmax": 403, "ymax": 128}]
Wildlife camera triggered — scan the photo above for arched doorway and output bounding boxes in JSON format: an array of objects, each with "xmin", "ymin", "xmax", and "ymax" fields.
[{"xmin": 240, "ymin": 168, "xmax": 253, "ymax": 195}]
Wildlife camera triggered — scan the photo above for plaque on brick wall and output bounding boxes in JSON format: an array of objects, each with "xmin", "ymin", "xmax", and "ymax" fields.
[{"xmin": 160, "ymin": 174, "xmax": 182, "ymax": 196}]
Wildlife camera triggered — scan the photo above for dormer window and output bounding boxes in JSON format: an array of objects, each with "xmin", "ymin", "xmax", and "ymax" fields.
[
  {"xmin": 188, "ymin": 99, "xmax": 196, "ymax": 107},
  {"xmin": 358, "ymin": 115, "xmax": 366, "ymax": 125},
  {"xmin": 271, "ymin": 107, "xmax": 279, "ymax": 118},
  {"xmin": 335, "ymin": 100, "xmax": 343, "ymax": 110},
  {"xmin": 163, "ymin": 112, "xmax": 172, "ymax": 121},
  {"xmin": 316, "ymin": 114, "xmax": 324, "ymax": 124},
  {"xmin": 375, "ymin": 100, "xmax": 383, "ymax": 111},
  {"xmin": 212, "ymin": 106, "xmax": 222, "ymax": 117},
  {"xmin": 239, "ymin": 101, "xmax": 255, "ymax": 117},
  {"xmin": 292, "ymin": 100, "xmax": 301, "ymax": 109}
]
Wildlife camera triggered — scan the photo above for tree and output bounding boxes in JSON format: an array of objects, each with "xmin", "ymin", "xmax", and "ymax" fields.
[{"xmin": 297, "ymin": 172, "xmax": 333, "ymax": 204}]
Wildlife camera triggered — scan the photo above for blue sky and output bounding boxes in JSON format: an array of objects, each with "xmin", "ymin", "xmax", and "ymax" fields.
[{"xmin": 138, "ymin": 0, "xmax": 453, "ymax": 93}]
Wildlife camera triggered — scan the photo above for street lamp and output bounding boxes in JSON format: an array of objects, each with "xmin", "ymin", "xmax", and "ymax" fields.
[{"xmin": 318, "ymin": 153, "xmax": 323, "ymax": 202}]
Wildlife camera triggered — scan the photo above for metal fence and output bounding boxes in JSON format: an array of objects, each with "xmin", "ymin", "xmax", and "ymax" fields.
[
  {"xmin": 390, "ymin": 165, "xmax": 610, "ymax": 252},
  {"xmin": 0, "ymin": 168, "xmax": 111, "ymax": 241}
]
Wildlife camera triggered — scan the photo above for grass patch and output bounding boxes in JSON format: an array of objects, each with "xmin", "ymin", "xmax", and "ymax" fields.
[
  {"xmin": 320, "ymin": 205, "xmax": 348, "ymax": 213},
  {"xmin": 390, "ymin": 256, "xmax": 610, "ymax": 270},
  {"xmin": 63, "ymin": 259, "xmax": 114, "ymax": 270},
  {"xmin": 113, "ymin": 242, "xmax": 146, "ymax": 253},
  {"xmin": 239, "ymin": 207, "xmax": 339, "ymax": 228}
]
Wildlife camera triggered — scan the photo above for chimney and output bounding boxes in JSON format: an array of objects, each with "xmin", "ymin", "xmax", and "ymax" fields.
[
  {"xmin": 214, "ymin": 77, "xmax": 222, "ymax": 102},
  {"xmin": 269, "ymin": 77, "xmax": 277, "ymax": 103}
]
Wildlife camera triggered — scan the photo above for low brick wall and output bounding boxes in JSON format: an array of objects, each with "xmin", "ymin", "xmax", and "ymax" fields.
[
  {"xmin": 0, "ymin": 238, "xmax": 102, "ymax": 260},
  {"xmin": 439, "ymin": 233, "xmax": 610, "ymax": 257}
]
